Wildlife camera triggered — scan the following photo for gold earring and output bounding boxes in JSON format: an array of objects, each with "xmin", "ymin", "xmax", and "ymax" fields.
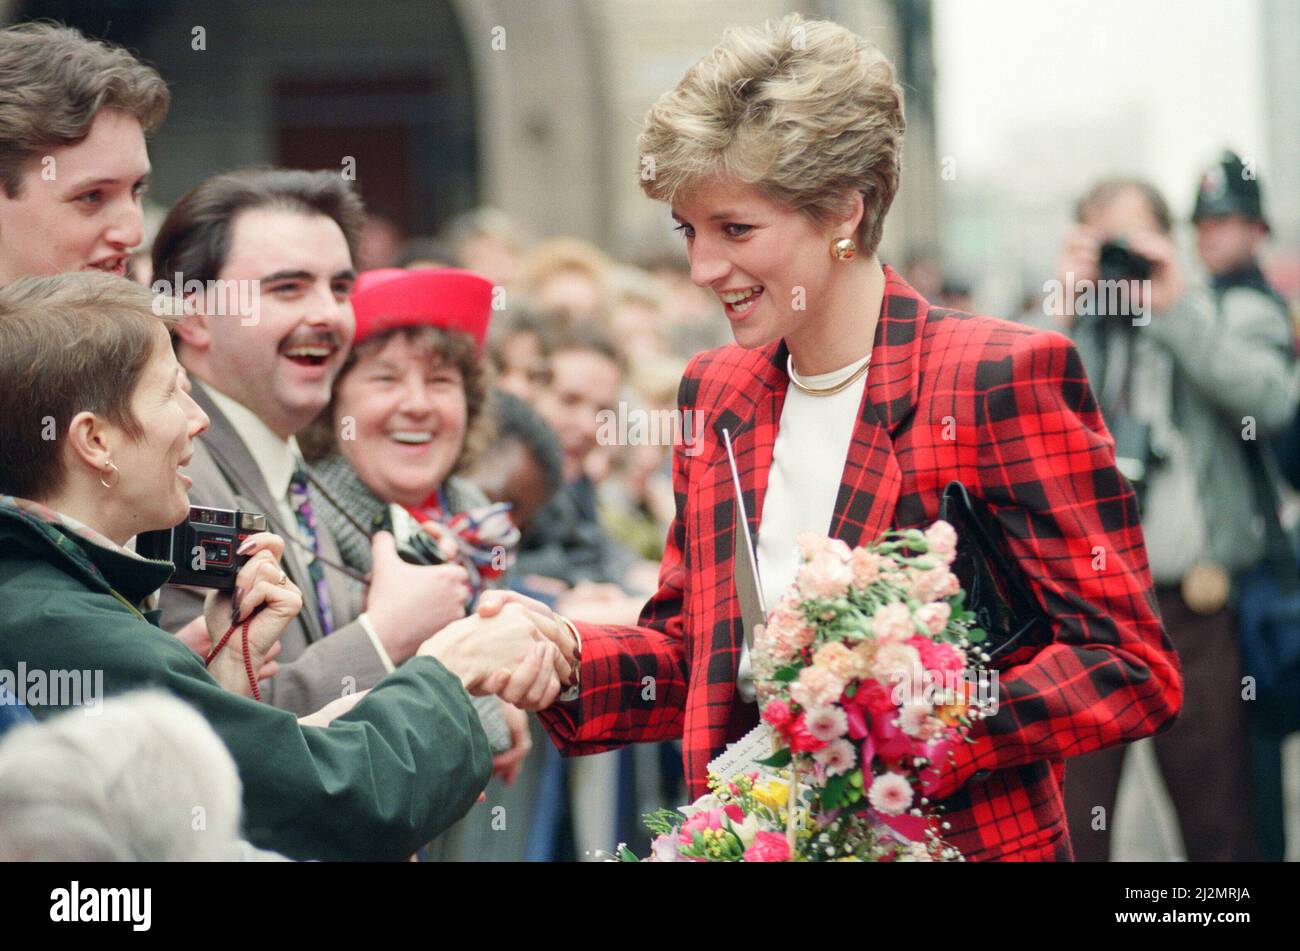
[
  {"xmin": 100, "ymin": 462, "xmax": 120, "ymax": 490},
  {"xmin": 830, "ymin": 237, "xmax": 858, "ymax": 261}
]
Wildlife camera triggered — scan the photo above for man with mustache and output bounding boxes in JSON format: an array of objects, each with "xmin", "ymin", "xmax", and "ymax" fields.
[
  {"xmin": 0, "ymin": 22, "xmax": 166, "ymax": 286},
  {"xmin": 153, "ymin": 168, "xmax": 518, "ymax": 722}
]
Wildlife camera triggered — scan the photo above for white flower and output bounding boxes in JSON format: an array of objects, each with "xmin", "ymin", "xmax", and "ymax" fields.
[
  {"xmin": 897, "ymin": 702, "xmax": 934, "ymax": 737},
  {"xmin": 814, "ymin": 738, "xmax": 856, "ymax": 776},
  {"xmin": 804, "ymin": 705, "xmax": 849, "ymax": 742},
  {"xmin": 868, "ymin": 772, "xmax": 914, "ymax": 816},
  {"xmin": 730, "ymin": 811, "xmax": 761, "ymax": 848},
  {"xmin": 677, "ymin": 793, "xmax": 721, "ymax": 819}
]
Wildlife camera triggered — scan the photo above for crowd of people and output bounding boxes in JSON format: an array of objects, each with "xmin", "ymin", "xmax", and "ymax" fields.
[{"xmin": 0, "ymin": 15, "xmax": 1296, "ymax": 863}]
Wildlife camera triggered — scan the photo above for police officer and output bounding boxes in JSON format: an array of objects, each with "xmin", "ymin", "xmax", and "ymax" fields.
[{"xmin": 1195, "ymin": 150, "xmax": 1300, "ymax": 863}]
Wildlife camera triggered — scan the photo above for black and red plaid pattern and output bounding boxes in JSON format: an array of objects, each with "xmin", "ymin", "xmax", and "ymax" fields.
[{"xmin": 539, "ymin": 266, "xmax": 1183, "ymax": 861}]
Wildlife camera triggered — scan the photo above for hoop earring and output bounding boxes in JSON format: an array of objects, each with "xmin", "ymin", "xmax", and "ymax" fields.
[
  {"xmin": 830, "ymin": 237, "xmax": 858, "ymax": 261},
  {"xmin": 100, "ymin": 462, "xmax": 120, "ymax": 490}
]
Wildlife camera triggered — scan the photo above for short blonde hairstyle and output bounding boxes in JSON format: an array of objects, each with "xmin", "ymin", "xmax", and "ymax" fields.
[{"xmin": 638, "ymin": 13, "xmax": 905, "ymax": 257}]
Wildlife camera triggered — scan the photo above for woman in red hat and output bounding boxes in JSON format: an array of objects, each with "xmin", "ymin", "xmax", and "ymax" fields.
[{"xmin": 301, "ymin": 266, "xmax": 533, "ymax": 859}]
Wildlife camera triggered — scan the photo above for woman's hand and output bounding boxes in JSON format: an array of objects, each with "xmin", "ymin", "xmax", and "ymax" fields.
[
  {"xmin": 491, "ymin": 702, "xmax": 533, "ymax": 785},
  {"xmin": 418, "ymin": 520, "xmax": 459, "ymax": 562},
  {"xmin": 477, "ymin": 589, "xmax": 578, "ymax": 676},
  {"xmin": 418, "ymin": 602, "xmax": 569, "ymax": 702},
  {"xmin": 202, "ymin": 532, "xmax": 302, "ymax": 696}
]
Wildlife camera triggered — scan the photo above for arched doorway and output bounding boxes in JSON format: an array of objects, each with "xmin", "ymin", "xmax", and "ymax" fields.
[{"xmin": 18, "ymin": 0, "xmax": 480, "ymax": 240}]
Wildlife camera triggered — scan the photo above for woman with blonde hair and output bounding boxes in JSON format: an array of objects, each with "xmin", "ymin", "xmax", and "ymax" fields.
[{"xmin": 514, "ymin": 13, "xmax": 1182, "ymax": 861}]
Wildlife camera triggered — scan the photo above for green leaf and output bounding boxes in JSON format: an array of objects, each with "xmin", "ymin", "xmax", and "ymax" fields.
[
  {"xmin": 618, "ymin": 844, "xmax": 641, "ymax": 862},
  {"xmin": 772, "ymin": 665, "xmax": 801, "ymax": 683},
  {"xmin": 966, "ymin": 627, "xmax": 988, "ymax": 643},
  {"xmin": 821, "ymin": 773, "xmax": 848, "ymax": 810},
  {"xmin": 758, "ymin": 747, "xmax": 792, "ymax": 768}
]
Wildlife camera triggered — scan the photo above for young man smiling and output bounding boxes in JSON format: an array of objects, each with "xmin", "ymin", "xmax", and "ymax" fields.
[{"xmin": 0, "ymin": 22, "xmax": 167, "ymax": 286}]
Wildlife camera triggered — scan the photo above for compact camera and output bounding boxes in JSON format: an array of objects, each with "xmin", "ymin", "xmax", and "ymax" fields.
[
  {"xmin": 137, "ymin": 505, "xmax": 268, "ymax": 590},
  {"xmin": 1098, "ymin": 239, "xmax": 1154, "ymax": 284}
]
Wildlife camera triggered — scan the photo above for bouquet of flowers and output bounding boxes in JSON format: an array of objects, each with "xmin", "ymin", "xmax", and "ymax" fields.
[{"xmin": 624, "ymin": 521, "xmax": 997, "ymax": 862}]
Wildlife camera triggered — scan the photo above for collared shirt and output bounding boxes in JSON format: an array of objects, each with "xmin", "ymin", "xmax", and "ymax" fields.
[
  {"xmin": 201, "ymin": 385, "xmax": 393, "ymax": 672},
  {"xmin": 204, "ymin": 386, "xmax": 304, "ymax": 546}
]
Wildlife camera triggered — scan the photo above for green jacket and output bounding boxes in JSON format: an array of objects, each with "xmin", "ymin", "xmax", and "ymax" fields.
[{"xmin": 0, "ymin": 496, "xmax": 492, "ymax": 860}]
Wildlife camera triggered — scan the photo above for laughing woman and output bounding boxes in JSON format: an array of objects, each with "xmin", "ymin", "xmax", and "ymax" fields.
[
  {"xmin": 525, "ymin": 14, "xmax": 1182, "ymax": 861},
  {"xmin": 301, "ymin": 267, "xmax": 534, "ymax": 860}
]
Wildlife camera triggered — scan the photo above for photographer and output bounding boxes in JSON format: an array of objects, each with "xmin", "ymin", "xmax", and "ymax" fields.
[{"xmin": 1054, "ymin": 177, "xmax": 1300, "ymax": 861}]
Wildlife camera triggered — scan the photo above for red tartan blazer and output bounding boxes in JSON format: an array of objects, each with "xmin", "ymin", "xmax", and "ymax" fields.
[{"xmin": 539, "ymin": 266, "xmax": 1183, "ymax": 861}]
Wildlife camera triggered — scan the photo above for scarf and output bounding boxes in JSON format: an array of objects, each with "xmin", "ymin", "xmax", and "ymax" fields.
[{"xmin": 307, "ymin": 454, "xmax": 518, "ymax": 600}]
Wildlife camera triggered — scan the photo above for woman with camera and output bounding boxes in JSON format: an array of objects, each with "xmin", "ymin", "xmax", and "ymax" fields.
[
  {"xmin": 0, "ymin": 272, "xmax": 565, "ymax": 860},
  {"xmin": 301, "ymin": 266, "xmax": 537, "ymax": 859}
]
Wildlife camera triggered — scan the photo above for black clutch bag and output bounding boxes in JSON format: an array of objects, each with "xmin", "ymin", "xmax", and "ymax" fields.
[{"xmin": 937, "ymin": 479, "xmax": 1049, "ymax": 663}]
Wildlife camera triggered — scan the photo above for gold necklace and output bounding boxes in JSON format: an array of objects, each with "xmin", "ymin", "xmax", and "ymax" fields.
[{"xmin": 786, "ymin": 353, "xmax": 871, "ymax": 397}]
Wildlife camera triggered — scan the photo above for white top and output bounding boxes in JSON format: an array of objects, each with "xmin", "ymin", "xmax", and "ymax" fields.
[{"xmin": 736, "ymin": 352, "xmax": 871, "ymax": 702}]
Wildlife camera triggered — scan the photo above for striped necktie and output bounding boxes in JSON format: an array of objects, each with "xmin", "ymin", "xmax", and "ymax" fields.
[{"xmin": 287, "ymin": 464, "xmax": 335, "ymax": 636}]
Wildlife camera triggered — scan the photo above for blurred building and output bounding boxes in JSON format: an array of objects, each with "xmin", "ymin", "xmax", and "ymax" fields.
[
  {"xmin": 1261, "ymin": 0, "xmax": 1300, "ymax": 298},
  {"xmin": 3, "ymin": 0, "xmax": 939, "ymax": 264}
]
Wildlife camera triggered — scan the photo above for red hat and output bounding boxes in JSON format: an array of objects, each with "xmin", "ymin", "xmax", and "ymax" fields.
[{"xmin": 350, "ymin": 267, "xmax": 494, "ymax": 350}]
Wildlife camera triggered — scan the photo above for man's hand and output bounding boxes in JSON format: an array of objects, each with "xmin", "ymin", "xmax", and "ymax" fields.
[
  {"xmin": 1053, "ymin": 224, "xmax": 1102, "ymax": 329},
  {"xmin": 1125, "ymin": 230, "xmax": 1184, "ymax": 317},
  {"xmin": 366, "ymin": 531, "xmax": 471, "ymax": 663},
  {"xmin": 477, "ymin": 589, "xmax": 578, "ymax": 677}
]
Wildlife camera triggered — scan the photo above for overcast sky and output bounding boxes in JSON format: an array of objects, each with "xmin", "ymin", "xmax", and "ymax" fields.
[{"xmin": 932, "ymin": 0, "xmax": 1268, "ymax": 219}]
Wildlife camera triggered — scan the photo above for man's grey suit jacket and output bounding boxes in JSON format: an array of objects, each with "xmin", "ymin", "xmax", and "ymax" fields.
[{"xmin": 157, "ymin": 381, "xmax": 388, "ymax": 715}]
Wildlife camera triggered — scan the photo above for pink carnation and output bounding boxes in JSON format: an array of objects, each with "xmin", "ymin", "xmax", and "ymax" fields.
[
  {"xmin": 924, "ymin": 520, "xmax": 959, "ymax": 565},
  {"xmin": 849, "ymin": 547, "xmax": 883, "ymax": 588},
  {"xmin": 873, "ymin": 642, "xmax": 922, "ymax": 688},
  {"xmin": 914, "ymin": 602, "xmax": 951, "ymax": 635},
  {"xmin": 788, "ymin": 713, "xmax": 829, "ymax": 753},
  {"xmin": 910, "ymin": 636, "xmax": 967, "ymax": 676},
  {"xmin": 790, "ymin": 666, "xmax": 846, "ymax": 709},
  {"xmin": 812, "ymin": 641, "xmax": 864, "ymax": 681},
  {"xmin": 910, "ymin": 564, "xmax": 960, "ymax": 602},
  {"xmin": 762, "ymin": 699, "xmax": 795, "ymax": 732},
  {"xmin": 796, "ymin": 532, "xmax": 832, "ymax": 561},
  {"xmin": 798, "ymin": 551, "xmax": 854, "ymax": 600},
  {"xmin": 871, "ymin": 602, "xmax": 915, "ymax": 644},
  {"xmin": 744, "ymin": 831, "xmax": 791, "ymax": 862}
]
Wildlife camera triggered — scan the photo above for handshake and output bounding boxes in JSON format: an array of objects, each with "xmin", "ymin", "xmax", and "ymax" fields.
[
  {"xmin": 184, "ymin": 531, "xmax": 579, "ymax": 713},
  {"xmin": 415, "ymin": 589, "xmax": 579, "ymax": 711}
]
